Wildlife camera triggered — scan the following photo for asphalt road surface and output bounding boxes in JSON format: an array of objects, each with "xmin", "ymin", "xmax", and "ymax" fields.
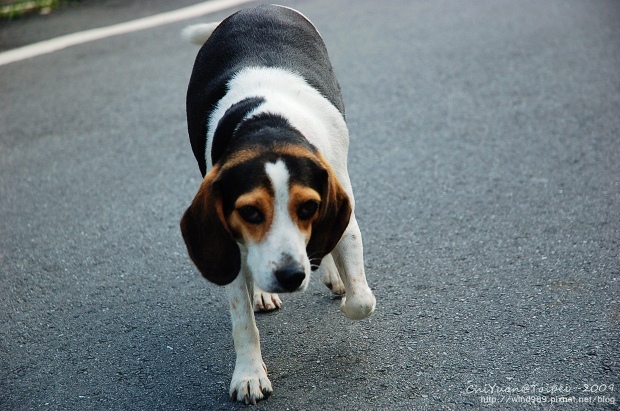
[{"xmin": 1, "ymin": 1, "xmax": 619, "ymax": 410}]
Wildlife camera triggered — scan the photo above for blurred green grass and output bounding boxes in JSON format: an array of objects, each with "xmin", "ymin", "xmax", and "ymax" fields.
[{"xmin": 1, "ymin": 0, "xmax": 67, "ymax": 19}]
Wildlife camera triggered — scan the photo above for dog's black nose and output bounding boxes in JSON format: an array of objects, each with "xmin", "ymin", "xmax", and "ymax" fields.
[{"xmin": 274, "ymin": 266, "xmax": 305, "ymax": 291}]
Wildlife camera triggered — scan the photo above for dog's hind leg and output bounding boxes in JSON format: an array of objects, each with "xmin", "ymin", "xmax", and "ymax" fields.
[
  {"xmin": 332, "ymin": 213, "xmax": 376, "ymax": 320},
  {"xmin": 321, "ymin": 253, "xmax": 345, "ymax": 295}
]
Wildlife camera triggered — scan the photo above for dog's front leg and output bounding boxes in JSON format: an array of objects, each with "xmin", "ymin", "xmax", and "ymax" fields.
[
  {"xmin": 225, "ymin": 269, "xmax": 272, "ymax": 404},
  {"xmin": 333, "ymin": 213, "xmax": 376, "ymax": 320}
]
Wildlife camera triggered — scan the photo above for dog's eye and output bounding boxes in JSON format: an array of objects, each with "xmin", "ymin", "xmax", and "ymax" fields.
[
  {"xmin": 297, "ymin": 200, "xmax": 319, "ymax": 221},
  {"xmin": 237, "ymin": 205, "xmax": 264, "ymax": 224}
]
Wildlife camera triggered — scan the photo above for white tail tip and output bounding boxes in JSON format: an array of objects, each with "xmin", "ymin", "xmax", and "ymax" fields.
[{"xmin": 181, "ymin": 22, "xmax": 221, "ymax": 45}]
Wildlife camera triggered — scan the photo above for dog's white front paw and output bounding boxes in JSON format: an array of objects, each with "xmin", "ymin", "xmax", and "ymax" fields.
[
  {"xmin": 253, "ymin": 289, "xmax": 282, "ymax": 312},
  {"xmin": 229, "ymin": 361, "xmax": 273, "ymax": 404},
  {"xmin": 340, "ymin": 289, "xmax": 376, "ymax": 320}
]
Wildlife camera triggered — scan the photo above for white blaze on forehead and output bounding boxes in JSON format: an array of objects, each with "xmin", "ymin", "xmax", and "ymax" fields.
[
  {"xmin": 264, "ymin": 159, "xmax": 299, "ymax": 245},
  {"xmin": 265, "ymin": 160, "xmax": 290, "ymax": 208}
]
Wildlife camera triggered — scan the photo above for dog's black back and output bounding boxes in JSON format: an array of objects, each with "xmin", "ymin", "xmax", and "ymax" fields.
[{"xmin": 186, "ymin": 5, "xmax": 344, "ymax": 176}]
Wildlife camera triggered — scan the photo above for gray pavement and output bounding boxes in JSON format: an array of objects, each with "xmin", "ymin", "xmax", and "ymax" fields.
[
  {"xmin": 1, "ymin": 0, "xmax": 619, "ymax": 410},
  {"xmin": 0, "ymin": 0, "xmax": 202, "ymax": 52}
]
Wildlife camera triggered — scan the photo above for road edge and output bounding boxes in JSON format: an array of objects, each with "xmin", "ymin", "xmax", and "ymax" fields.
[{"xmin": 0, "ymin": 0, "xmax": 253, "ymax": 67}]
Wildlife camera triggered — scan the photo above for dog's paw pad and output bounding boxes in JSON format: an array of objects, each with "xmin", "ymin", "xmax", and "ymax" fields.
[{"xmin": 254, "ymin": 291, "xmax": 282, "ymax": 312}]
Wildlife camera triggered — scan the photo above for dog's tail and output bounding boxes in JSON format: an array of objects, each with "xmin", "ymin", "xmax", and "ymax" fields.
[{"xmin": 181, "ymin": 22, "xmax": 221, "ymax": 45}]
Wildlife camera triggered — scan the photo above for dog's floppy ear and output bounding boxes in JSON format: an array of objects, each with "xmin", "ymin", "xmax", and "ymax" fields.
[
  {"xmin": 180, "ymin": 166, "xmax": 240, "ymax": 285},
  {"xmin": 306, "ymin": 160, "xmax": 352, "ymax": 269}
]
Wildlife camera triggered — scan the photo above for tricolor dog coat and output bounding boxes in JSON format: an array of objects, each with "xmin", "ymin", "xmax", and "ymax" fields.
[{"xmin": 180, "ymin": 5, "xmax": 375, "ymax": 404}]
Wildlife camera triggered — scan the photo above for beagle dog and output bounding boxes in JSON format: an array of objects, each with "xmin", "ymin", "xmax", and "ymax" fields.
[{"xmin": 180, "ymin": 5, "xmax": 376, "ymax": 404}]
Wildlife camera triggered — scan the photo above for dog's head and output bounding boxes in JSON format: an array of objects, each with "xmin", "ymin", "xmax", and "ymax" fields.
[{"xmin": 180, "ymin": 142, "xmax": 351, "ymax": 292}]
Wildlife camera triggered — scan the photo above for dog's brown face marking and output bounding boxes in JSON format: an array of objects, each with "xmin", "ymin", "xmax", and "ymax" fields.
[
  {"xmin": 288, "ymin": 184, "xmax": 321, "ymax": 241},
  {"xmin": 213, "ymin": 144, "xmax": 328, "ymax": 247},
  {"xmin": 224, "ymin": 168, "xmax": 322, "ymax": 246},
  {"xmin": 220, "ymin": 144, "xmax": 317, "ymax": 173},
  {"xmin": 228, "ymin": 187, "xmax": 275, "ymax": 244}
]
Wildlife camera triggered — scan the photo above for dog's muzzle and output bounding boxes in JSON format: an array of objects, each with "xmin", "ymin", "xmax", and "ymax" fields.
[{"xmin": 273, "ymin": 254, "xmax": 306, "ymax": 291}]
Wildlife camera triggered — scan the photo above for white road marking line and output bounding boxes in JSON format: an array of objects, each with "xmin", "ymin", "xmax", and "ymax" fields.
[{"xmin": 0, "ymin": 0, "xmax": 254, "ymax": 67}]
